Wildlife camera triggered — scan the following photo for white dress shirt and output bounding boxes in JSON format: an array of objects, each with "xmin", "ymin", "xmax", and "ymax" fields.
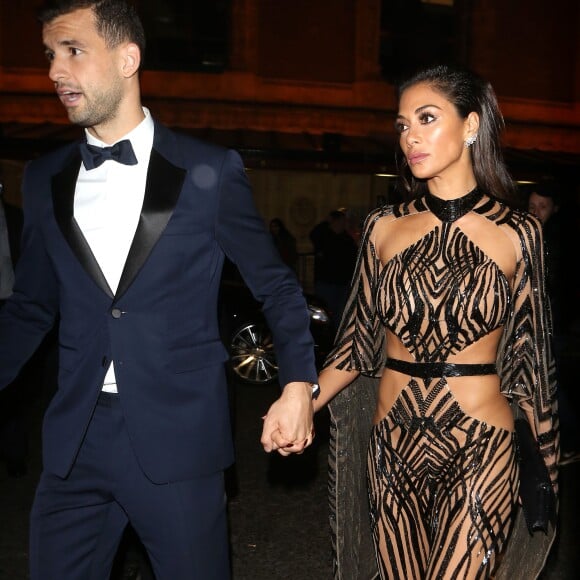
[{"xmin": 74, "ymin": 108, "xmax": 154, "ymax": 392}]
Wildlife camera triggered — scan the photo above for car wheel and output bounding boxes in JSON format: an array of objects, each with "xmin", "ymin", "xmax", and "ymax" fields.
[{"xmin": 229, "ymin": 322, "xmax": 278, "ymax": 384}]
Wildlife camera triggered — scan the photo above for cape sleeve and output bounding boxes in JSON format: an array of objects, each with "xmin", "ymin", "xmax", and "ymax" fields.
[
  {"xmin": 322, "ymin": 206, "xmax": 389, "ymax": 375},
  {"xmin": 497, "ymin": 210, "xmax": 559, "ymax": 489},
  {"xmin": 323, "ymin": 207, "xmax": 387, "ymax": 579}
]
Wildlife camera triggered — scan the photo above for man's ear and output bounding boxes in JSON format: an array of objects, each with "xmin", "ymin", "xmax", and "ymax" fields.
[{"xmin": 121, "ymin": 43, "xmax": 141, "ymax": 78}]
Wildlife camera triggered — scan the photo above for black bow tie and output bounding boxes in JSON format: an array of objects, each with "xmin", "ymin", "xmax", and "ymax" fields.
[{"xmin": 79, "ymin": 139, "xmax": 138, "ymax": 170}]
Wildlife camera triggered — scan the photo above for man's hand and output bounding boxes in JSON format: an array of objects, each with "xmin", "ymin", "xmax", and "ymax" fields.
[{"xmin": 260, "ymin": 382, "xmax": 314, "ymax": 456}]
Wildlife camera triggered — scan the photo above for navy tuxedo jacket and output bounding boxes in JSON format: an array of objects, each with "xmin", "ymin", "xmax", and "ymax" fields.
[{"xmin": 0, "ymin": 122, "xmax": 317, "ymax": 483}]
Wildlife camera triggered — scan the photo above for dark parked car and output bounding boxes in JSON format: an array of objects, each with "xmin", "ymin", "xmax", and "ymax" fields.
[{"xmin": 219, "ymin": 260, "xmax": 334, "ymax": 385}]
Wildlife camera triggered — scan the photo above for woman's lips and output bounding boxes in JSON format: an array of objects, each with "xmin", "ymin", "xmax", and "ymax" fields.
[{"xmin": 408, "ymin": 153, "xmax": 429, "ymax": 165}]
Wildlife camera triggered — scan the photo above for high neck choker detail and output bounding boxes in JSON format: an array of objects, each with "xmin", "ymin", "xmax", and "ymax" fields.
[{"xmin": 425, "ymin": 187, "xmax": 482, "ymax": 223}]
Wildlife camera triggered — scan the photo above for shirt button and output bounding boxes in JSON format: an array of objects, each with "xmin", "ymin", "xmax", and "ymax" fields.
[{"xmin": 111, "ymin": 308, "xmax": 122, "ymax": 319}]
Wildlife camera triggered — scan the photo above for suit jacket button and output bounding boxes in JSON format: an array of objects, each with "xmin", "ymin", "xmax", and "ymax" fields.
[{"xmin": 111, "ymin": 308, "xmax": 122, "ymax": 319}]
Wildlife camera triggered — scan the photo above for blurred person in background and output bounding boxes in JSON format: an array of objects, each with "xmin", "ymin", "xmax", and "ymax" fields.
[
  {"xmin": 0, "ymin": 181, "xmax": 34, "ymax": 478},
  {"xmin": 269, "ymin": 217, "xmax": 298, "ymax": 272},
  {"xmin": 0, "ymin": 182, "xmax": 24, "ymax": 477},
  {"xmin": 309, "ymin": 209, "xmax": 358, "ymax": 331}
]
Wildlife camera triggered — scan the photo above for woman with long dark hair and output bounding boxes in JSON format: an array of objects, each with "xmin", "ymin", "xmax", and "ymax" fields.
[{"xmin": 309, "ymin": 64, "xmax": 558, "ymax": 578}]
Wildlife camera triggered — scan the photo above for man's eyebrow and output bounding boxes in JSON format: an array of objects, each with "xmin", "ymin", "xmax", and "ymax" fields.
[{"xmin": 47, "ymin": 38, "xmax": 86, "ymax": 49}]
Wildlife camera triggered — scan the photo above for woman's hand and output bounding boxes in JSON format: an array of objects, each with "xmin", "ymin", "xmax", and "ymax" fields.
[{"xmin": 260, "ymin": 382, "xmax": 315, "ymax": 456}]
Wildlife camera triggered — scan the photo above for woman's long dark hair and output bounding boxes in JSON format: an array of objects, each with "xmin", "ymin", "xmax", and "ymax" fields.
[{"xmin": 395, "ymin": 64, "xmax": 518, "ymax": 204}]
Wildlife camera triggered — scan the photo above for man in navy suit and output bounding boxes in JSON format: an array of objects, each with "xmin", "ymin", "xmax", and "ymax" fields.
[{"xmin": 0, "ymin": 1, "xmax": 318, "ymax": 578}]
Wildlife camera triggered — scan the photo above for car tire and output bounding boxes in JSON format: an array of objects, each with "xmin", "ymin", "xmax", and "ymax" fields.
[{"xmin": 229, "ymin": 322, "xmax": 279, "ymax": 385}]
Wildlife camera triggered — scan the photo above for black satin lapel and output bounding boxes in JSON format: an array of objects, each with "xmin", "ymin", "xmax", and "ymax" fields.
[
  {"xmin": 52, "ymin": 155, "xmax": 114, "ymax": 298},
  {"xmin": 115, "ymin": 149, "xmax": 186, "ymax": 299}
]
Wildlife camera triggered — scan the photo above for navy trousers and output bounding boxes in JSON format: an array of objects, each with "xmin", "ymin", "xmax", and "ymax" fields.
[{"xmin": 29, "ymin": 392, "xmax": 230, "ymax": 579}]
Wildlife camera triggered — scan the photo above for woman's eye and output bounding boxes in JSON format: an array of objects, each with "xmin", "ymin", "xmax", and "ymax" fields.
[
  {"xmin": 69, "ymin": 47, "xmax": 82, "ymax": 56},
  {"xmin": 419, "ymin": 112, "xmax": 436, "ymax": 124},
  {"xmin": 395, "ymin": 122, "xmax": 408, "ymax": 134}
]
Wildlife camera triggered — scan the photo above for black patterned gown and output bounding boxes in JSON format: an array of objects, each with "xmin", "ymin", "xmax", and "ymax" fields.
[{"xmin": 324, "ymin": 191, "xmax": 559, "ymax": 580}]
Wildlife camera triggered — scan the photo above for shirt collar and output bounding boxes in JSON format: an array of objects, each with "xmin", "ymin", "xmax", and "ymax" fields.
[{"xmin": 84, "ymin": 107, "xmax": 154, "ymax": 166}]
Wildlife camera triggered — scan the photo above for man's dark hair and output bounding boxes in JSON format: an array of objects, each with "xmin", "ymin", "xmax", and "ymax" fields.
[
  {"xmin": 329, "ymin": 210, "xmax": 346, "ymax": 221},
  {"xmin": 532, "ymin": 178, "xmax": 562, "ymax": 206},
  {"xmin": 39, "ymin": 0, "xmax": 146, "ymax": 62}
]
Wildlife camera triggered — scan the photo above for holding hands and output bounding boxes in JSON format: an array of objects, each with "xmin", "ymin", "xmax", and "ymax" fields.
[{"xmin": 260, "ymin": 382, "xmax": 316, "ymax": 456}]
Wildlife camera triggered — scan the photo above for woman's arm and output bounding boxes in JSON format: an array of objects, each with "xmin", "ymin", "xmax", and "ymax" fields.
[
  {"xmin": 313, "ymin": 366, "xmax": 360, "ymax": 413},
  {"xmin": 312, "ymin": 208, "xmax": 391, "ymax": 414}
]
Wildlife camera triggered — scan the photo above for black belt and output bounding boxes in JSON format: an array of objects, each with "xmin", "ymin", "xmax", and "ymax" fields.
[{"xmin": 385, "ymin": 358, "xmax": 496, "ymax": 379}]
